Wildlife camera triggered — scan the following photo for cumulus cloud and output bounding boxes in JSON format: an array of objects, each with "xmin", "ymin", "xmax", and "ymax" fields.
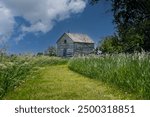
[
  {"xmin": 0, "ymin": 1, "xmax": 15, "ymax": 43},
  {"xmin": 0, "ymin": 0, "xmax": 87, "ymax": 42}
]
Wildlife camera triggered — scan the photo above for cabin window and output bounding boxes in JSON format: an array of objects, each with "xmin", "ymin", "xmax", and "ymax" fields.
[{"xmin": 64, "ymin": 40, "xmax": 67, "ymax": 44}]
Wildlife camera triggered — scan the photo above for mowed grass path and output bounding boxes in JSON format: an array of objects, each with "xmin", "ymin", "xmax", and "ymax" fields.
[{"xmin": 3, "ymin": 65, "xmax": 134, "ymax": 100}]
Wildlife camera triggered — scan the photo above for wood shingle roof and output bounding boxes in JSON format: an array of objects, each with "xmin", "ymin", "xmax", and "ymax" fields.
[{"xmin": 66, "ymin": 33, "xmax": 94, "ymax": 43}]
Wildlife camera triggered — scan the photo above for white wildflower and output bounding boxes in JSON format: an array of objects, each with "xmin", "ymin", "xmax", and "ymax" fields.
[{"xmin": 0, "ymin": 63, "xmax": 7, "ymax": 69}]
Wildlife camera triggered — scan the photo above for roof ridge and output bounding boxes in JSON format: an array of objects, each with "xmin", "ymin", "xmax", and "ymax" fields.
[{"xmin": 65, "ymin": 32, "xmax": 94, "ymax": 43}]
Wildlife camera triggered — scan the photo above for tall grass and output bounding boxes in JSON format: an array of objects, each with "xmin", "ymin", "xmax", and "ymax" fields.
[
  {"xmin": 0, "ymin": 55, "xmax": 67, "ymax": 99},
  {"xmin": 68, "ymin": 53, "xmax": 150, "ymax": 99}
]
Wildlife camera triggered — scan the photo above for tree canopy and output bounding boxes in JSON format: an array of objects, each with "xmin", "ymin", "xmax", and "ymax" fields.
[{"xmin": 91, "ymin": 0, "xmax": 150, "ymax": 52}]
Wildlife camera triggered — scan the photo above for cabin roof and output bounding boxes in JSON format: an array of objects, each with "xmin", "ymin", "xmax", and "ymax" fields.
[
  {"xmin": 57, "ymin": 33, "xmax": 94, "ymax": 43},
  {"xmin": 66, "ymin": 33, "xmax": 94, "ymax": 43}
]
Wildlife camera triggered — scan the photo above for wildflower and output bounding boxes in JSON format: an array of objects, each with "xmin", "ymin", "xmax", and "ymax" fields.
[{"xmin": 0, "ymin": 63, "xmax": 7, "ymax": 69}]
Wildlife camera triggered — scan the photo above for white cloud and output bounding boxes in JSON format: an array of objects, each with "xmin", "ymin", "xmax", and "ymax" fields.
[
  {"xmin": 0, "ymin": 0, "xmax": 87, "ymax": 42},
  {"xmin": 0, "ymin": 2, "xmax": 15, "ymax": 43}
]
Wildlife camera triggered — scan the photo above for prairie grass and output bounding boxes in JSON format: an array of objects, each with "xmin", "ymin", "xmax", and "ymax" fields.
[
  {"xmin": 4, "ymin": 65, "xmax": 134, "ymax": 100},
  {"xmin": 0, "ymin": 55, "xmax": 67, "ymax": 99},
  {"xmin": 68, "ymin": 53, "xmax": 150, "ymax": 99}
]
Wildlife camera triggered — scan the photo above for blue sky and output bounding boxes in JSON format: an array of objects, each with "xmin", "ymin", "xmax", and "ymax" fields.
[{"xmin": 0, "ymin": 0, "xmax": 115, "ymax": 54}]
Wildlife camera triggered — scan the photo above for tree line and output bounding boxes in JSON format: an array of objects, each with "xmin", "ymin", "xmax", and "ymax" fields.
[{"xmin": 91, "ymin": 0, "xmax": 150, "ymax": 53}]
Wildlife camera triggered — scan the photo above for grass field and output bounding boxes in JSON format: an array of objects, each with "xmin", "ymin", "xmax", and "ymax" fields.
[
  {"xmin": 3, "ymin": 65, "xmax": 134, "ymax": 100},
  {"xmin": 0, "ymin": 55, "xmax": 67, "ymax": 99},
  {"xmin": 1, "ymin": 53, "xmax": 150, "ymax": 100},
  {"xmin": 68, "ymin": 53, "xmax": 150, "ymax": 99}
]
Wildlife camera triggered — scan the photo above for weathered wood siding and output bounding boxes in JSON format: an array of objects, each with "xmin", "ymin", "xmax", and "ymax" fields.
[
  {"xmin": 74, "ymin": 43, "xmax": 94, "ymax": 56},
  {"xmin": 57, "ymin": 34, "xmax": 74, "ymax": 57},
  {"xmin": 57, "ymin": 33, "xmax": 94, "ymax": 57}
]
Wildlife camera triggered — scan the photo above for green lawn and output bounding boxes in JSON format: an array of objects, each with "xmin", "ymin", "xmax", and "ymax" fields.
[{"xmin": 3, "ymin": 65, "xmax": 135, "ymax": 100}]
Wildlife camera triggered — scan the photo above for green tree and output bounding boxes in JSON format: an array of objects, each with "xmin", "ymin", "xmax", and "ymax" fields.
[
  {"xmin": 99, "ymin": 35, "xmax": 123, "ymax": 53},
  {"xmin": 37, "ymin": 52, "xmax": 44, "ymax": 56},
  {"xmin": 45, "ymin": 46, "xmax": 56, "ymax": 56},
  {"xmin": 122, "ymin": 28, "xmax": 144, "ymax": 52},
  {"xmin": 91, "ymin": 0, "xmax": 150, "ymax": 51}
]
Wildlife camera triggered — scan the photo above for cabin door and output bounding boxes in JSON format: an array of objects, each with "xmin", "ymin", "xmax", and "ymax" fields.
[{"xmin": 63, "ymin": 48, "xmax": 67, "ymax": 57}]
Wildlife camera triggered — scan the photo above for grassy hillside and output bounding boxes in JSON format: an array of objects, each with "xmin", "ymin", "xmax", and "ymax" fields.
[
  {"xmin": 1, "ymin": 53, "xmax": 150, "ymax": 100},
  {"xmin": 4, "ymin": 65, "xmax": 134, "ymax": 100},
  {"xmin": 68, "ymin": 53, "xmax": 150, "ymax": 99},
  {"xmin": 0, "ymin": 55, "xmax": 67, "ymax": 99}
]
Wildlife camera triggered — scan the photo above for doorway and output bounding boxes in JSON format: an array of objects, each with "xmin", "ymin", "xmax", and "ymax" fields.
[{"xmin": 63, "ymin": 48, "xmax": 67, "ymax": 57}]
